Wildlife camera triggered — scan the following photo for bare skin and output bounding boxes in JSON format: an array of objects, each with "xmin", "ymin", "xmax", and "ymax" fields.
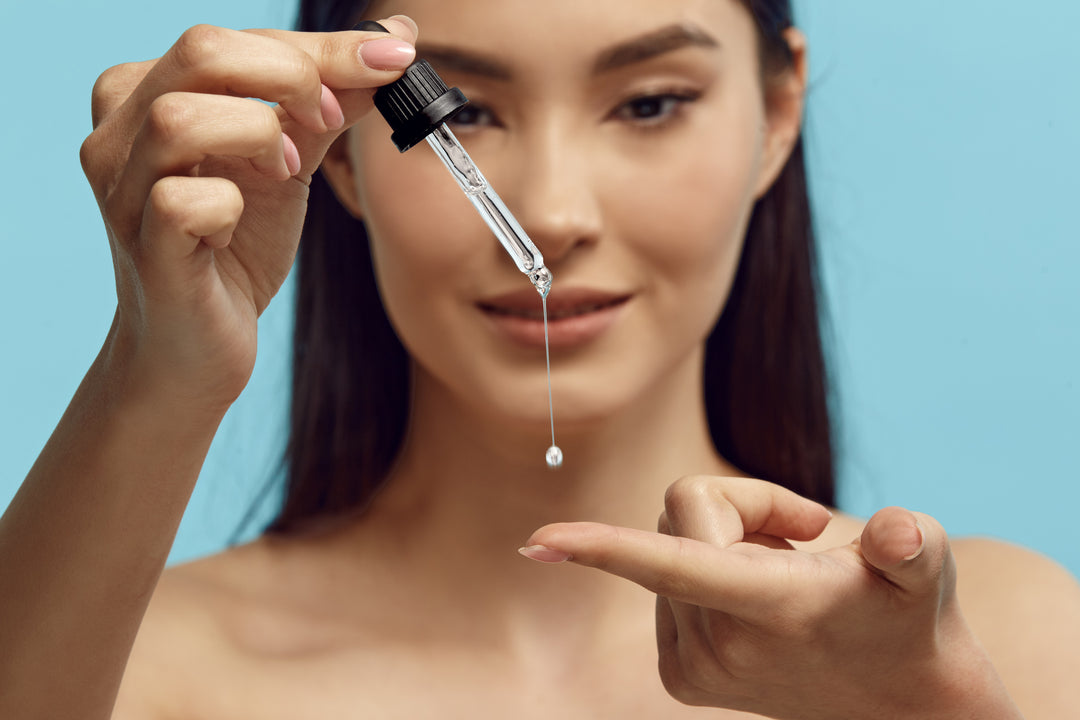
[
  {"xmin": 4, "ymin": 1, "xmax": 1079, "ymax": 718},
  {"xmin": 115, "ymin": 511, "xmax": 1080, "ymax": 719}
]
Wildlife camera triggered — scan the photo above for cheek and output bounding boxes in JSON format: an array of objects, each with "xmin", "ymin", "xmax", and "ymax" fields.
[
  {"xmin": 353, "ymin": 123, "xmax": 477, "ymax": 279},
  {"xmin": 609, "ymin": 100, "xmax": 765, "ymax": 337},
  {"xmin": 348, "ymin": 122, "xmax": 489, "ymax": 364}
]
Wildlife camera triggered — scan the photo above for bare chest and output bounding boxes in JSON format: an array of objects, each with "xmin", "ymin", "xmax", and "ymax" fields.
[{"xmin": 162, "ymin": 645, "xmax": 758, "ymax": 720}]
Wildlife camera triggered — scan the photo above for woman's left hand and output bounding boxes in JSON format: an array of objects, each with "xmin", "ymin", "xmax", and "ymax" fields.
[{"xmin": 521, "ymin": 476, "xmax": 1021, "ymax": 720}]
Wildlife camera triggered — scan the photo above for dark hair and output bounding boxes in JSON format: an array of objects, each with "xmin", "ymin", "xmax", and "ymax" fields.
[{"xmin": 268, "ymin": 0, "xmax": 834, "ymax": 533}]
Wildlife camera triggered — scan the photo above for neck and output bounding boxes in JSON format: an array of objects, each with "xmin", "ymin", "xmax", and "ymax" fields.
[
  {"xmin": 326, "ymin": 347, "xmax": 735, "ymax": 653},
  {"xmin": 388, "ymin": 346, "xmax": 729, "ymax": 534}
]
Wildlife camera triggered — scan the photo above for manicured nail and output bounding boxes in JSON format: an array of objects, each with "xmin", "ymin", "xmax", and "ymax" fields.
[
  {"xmin": 903, "ymin": 521, "xmax": 925, "ymax": 562},
  {"xmin": 518, "ymin": 545, "xmax": 573, "ymax": 563},
  {"xmin": 359, "ymin": 38, "xmax": 416, "ymax": 70},
  {"xmin": 282, "ymin": 134, "xmax": 301, "ymax": 176},
  {"xmin": 320, "ymin": 84, "xmax": 344, "ymax": 130}
]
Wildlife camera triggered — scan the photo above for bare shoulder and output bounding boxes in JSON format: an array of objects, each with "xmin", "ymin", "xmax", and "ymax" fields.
[
  {"xmin": 951, "ymin": 537, "xmax": 1080, "ymax": 714},
  {"xmin": 112, "ymin": 543, "xmax": 273, "ymax": 719},
  {"xmin": 952, "ymin": 536, "xmax": 1080, "ymax": 629}
]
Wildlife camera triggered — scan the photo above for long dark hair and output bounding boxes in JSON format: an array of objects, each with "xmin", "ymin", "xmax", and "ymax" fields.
[{"xmin": 268, "ymin": 0, "xmax": 835, "ymax": 533}]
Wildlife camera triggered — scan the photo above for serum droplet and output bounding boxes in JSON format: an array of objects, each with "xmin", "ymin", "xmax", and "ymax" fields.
[{"xmin": 546, "ymin": 445, "xmax": 563, "ymax": 469}]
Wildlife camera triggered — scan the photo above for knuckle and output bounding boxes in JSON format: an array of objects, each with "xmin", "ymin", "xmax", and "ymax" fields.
[
  {"xmin": 146, "ymin": 94, "xmax": 196, "ymax": 146},
  {"xmin": 286, "ymin": 50, "xmax": 321, "ymax": 89},
  {"xmin": 147, "ymin": 177, "xmax": 188, "ymax": 223},
  {"xmin": 79, "ymin": 132, "xmax": 103, "ymax": 183},
  {"xmin": 251, "ymin": 102, "xmax": 283, "ymax": 141},
  {"xmin": 173, "ymin": 24, "xmax": 227, "ymax": 72},
  {"xmin": 92, "ymin": 63, "xmax": 127, "ymax": 95},
  {"xmin": 90, "ymin": 63, "xmax": 134, "ymax": 123},
  {"xmin": 658, "ymin": 650, "xmax": 699, "ymax": 704},
  {"xmin": 665, "ymin": 475, "xmax": 713, "ymax": 512},
  {"xmin": 221, "ymin": 180, "xmax": 245, "ymax": 219},
  {"xmin": 310, "ymin": 35, "xmax": 339, "ymax": 74},
  {"xmin": 79, "ymin": 128, "xmax": 125, "ymax": 201}
]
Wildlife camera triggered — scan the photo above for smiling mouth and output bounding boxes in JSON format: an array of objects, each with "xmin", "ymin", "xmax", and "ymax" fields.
[{"xmin": 479, "ymin": 296, "xmax": 630, "ymax": 321}]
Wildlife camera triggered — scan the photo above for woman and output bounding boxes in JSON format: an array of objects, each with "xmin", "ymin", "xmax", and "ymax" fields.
[{"xmin": 2, "ymin": 1, "xmax": 1077, "ymax": 718}]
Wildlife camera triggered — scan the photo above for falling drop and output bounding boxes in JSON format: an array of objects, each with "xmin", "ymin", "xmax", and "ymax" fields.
[
  {"xmin": 546, "ymin": 445, "xmax": 564, "ymax": 469},
  {"xmin": 542, "ymin": 293, "xmax": 560, "ymax": 470}
]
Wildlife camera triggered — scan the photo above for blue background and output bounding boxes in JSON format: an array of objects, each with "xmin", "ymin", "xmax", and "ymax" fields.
[{"xmin": 1, "ymin": 1, "xmax": 1077, "ymax": 574}]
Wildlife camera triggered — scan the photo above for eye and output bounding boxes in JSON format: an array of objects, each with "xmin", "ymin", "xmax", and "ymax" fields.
[
  {"xmin": 446, "ymin": 102, "xmax": 501, "ymax": 132},
  {"xmin": 612, "ymin": 91, "xmax": 701, "ymax": 127}
]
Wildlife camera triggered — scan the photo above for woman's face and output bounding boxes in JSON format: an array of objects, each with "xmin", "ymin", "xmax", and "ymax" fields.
[{"xmin": 328, "ymin": 0, "xmax": 803, "ymax": 432}]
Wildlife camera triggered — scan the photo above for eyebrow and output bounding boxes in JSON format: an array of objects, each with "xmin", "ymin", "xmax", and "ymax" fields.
[
  {"xmin": 593, "ymin": 24, "xmax": 721, "ymax": 74},
  {"xmin": 415, "ymin": 23, "xmax": 720, "ymax": 83}
]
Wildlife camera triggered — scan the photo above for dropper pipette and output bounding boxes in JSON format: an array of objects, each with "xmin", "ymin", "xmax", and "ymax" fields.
[
  {"xmin": 360, "ymin": 21, "xmax": 562, "ymax": 468},
  {"xmin": 367, "ymin": 43, "xmax": 552, "ymax": 298}
]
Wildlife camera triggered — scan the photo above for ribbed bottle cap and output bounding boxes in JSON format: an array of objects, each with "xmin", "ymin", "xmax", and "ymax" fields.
[{"xmin": 373, "ymin": 60, "xmax": 468, "ymax": 152}]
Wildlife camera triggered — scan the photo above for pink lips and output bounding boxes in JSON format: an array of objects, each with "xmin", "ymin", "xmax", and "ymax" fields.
[{"xmin": 477, "ymin": 287, "xmax": 632, "ymax": 349}]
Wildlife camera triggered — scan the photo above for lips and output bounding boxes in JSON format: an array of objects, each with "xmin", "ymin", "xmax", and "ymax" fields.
[{"xmin": 477, "ymin": 287, "xmax": 632, "ymax": 348}]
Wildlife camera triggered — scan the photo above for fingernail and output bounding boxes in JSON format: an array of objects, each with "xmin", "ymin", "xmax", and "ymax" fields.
[
  {"xmin": 359, "ymin": 38, "xmax": 416, "ymax": 70},
  {"xmin": 518, "ymin": 545, "xmax": 573, "ymax": 563},
  {"xmin": 903, "ymin": 521, "xmax": 925, "ymax": 562},
  {"xmin": 282, "ymin": 134, "xmax": 301, "ymax": 176},
  {"xmin": 388, "ymin": 14, "xmax": 419, "ymax": 38},
  {"xmin": 320, "ymin": 84, "xmax": 344, "ymax": 130}
]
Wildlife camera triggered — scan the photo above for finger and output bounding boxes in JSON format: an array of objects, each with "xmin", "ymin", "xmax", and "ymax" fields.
[
  {"xmin": 90, "ymin": 60, "xmax": 156, "ymax": 128},
  {"xmin": 664, "ymin": 475, "xmax": 832, "ymax": 547},
  {"xmin": 141, "ymin": 175, "xmax": 244, "ymax": 263},
  {"xmin": 117, "ymin": 22, "xmax": 414, "ymax": 140},
  {"xmin": 522, "ymin": 522, "xmax": 789, "ymax": 614},
  {"xmin": 659, "ymin": 509, "xmax": 733, "ymax": 655},
  {"xmin": 127, "ymin": 26, "xmax": 326, "ymax": 135},
  {"xmin": 663, "ymin": 505, "xmax": 796, "ymax": 554},
  {"xmin": 107, "ymin": 93, "xmax": 294, "ymax": 240},
  {"xmin": 856, "ymin": 507, "xmax": 953, "ymax": 597},
  {"xmin": 246, "ymin": 18, "xmax": 418, "ymax": 89},
  {"xmin": 655, "ymin": 596, "xmax": 712, "ymax": 706}
]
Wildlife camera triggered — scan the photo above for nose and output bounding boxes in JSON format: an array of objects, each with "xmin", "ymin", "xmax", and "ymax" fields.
[{"xmin": 502, "ymin": 122, "xmax": 603, "ymax": 264}]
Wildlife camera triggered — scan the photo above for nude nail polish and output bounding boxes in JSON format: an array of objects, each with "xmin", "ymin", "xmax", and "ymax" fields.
[
  {"xmin": 518, "ymin": 545, "xmax": 573, "ymax": 563},
  {"xmin": 359, "ymin": 38, "xmax": 416, "ymax": 70}
]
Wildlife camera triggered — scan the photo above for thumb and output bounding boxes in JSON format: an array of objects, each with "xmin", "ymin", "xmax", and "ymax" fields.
[{"xmin": 857, "ymin": 507, "xmax": 950, "ymax": 594}]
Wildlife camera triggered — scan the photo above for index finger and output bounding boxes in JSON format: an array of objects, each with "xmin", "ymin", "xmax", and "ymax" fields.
[
  {"xmin": 523, "ymin": 522, "xmax": 794, "ymax": 615},
  {"xmin": 113, "ymin": 19, "xmax": 415, "ymax": 139},
  {"xmin": 248, "ymin": 14, "xmax": 418, "ymax": 88}
]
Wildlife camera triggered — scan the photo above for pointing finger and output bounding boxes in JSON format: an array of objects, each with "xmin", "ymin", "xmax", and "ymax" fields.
[{"xmin": 521, "ymin": 521, "xmax": 792, "ymax": 615}]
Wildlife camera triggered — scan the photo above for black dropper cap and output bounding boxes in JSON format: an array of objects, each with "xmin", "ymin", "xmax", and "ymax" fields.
[
  {"xmin": 374, "ymin": 62, "xmax": 468, "ymax": 152},
  {"xmin": 355, "ymin": 21, "xmax": 469, "ymax": 153}
]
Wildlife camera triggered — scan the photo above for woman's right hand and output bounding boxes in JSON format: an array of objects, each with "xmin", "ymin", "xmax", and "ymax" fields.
[{"xmin": 80, "ymin": 17, "xmax": 417, "ymax": 412}]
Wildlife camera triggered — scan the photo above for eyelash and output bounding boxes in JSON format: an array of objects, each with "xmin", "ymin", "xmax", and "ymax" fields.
[
  {"xmin": 610, "ymin": 89, "xmax": 703, "ymax": 129},
  {"xmin": 445, "ymin": 89, "xmax": 703, "ymax": 133}
]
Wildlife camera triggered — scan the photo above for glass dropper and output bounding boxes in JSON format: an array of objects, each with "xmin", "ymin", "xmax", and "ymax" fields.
[
  {"xmin": 368, "ymin": 47, "xmax": 552, "ymax": 298},
  {"xmin": 362, "ymin": 24, "xmax": 562, "ymax": 467}
]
